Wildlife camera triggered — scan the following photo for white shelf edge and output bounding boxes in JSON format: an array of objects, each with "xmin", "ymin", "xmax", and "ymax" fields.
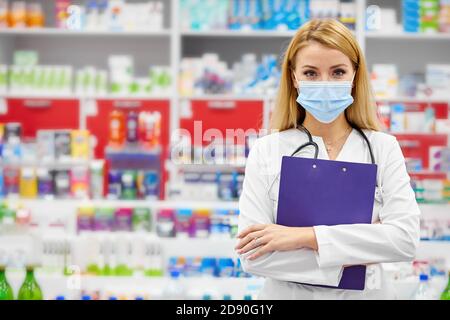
[
  {"xmin": 366, "ymin": 32, "xmax": 450, "ymax": 40},
  {"xmin": 0, "ymin": 28, "xmax": 172, "ymax": 37},
  {"xmin": 375, "ymin": 97, "xmax": 450, "ymax": 103},
  {"xmin": 180, "ymin": 95, "xmax": 269, "ymax": 101},
  {"xmin": 166, "ymin": 161, "xmax": 246, "ymax": 172},
  {"xmin": 181, "ymin": 29, "xmax": 297, "ymax": 38}
]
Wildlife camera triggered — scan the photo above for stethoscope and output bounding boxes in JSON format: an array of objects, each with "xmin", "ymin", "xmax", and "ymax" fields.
[{"xmin": 291, "ymin": 124, "xmax": 376, "ymax": 165}]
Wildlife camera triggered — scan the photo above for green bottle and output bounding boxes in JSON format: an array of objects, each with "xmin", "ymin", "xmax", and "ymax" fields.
[
  {"xmin": 441, "ymin": 271, "xmax": 450, "ymax": 300},
  {"xmin": 0, "ymin": 266, "xmax": 14, "ymax": 300},
  {"xmin": 18, "ymin": 266, "xmax": 43, "ymax": 300}
]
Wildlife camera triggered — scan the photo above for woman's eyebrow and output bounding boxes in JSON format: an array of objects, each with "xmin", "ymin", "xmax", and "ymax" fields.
[
  {"xmin": 330, "ymin": 64, "xmax": 348, "ymax": 69},
  {"xmin": 301, "ymin": 65, "xmax": 318, "ymax": 69}
]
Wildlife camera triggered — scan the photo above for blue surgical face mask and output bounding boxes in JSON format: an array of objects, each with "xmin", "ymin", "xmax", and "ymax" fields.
[{"xmin": 294, "ymin": 73, "xmax": 355, "ymax": 124}]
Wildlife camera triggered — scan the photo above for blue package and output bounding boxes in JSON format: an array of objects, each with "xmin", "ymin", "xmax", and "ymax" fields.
[
  {"xmin": 200, "ymin": 257, "xmax": 217, "ymax": 276},
  {"xmin": 143, "ymin": 171, "xmax": 159, "ymax": 199},
  {"xmin": 107, "ymin": 170, "xmax": 122, "ymax": 199},
  {"xmin": 298, "ymin": 0, "xmax": 310, "ymax": 26},
  {"xmin": 229, "ymin": 0, "xmax": 241, "ymax": 29},
  {"xmin": 184, "ymin": 257, "xmax": 202, "ymax": 277},
  {"xmin": 218, "ymin": 258, "xmax": 235, "ymax": 277}
]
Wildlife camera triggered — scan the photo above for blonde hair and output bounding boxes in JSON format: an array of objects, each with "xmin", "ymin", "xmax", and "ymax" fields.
[{"xmin": 271, "ymin": 19, "xmax": 380, "ymax": 131}]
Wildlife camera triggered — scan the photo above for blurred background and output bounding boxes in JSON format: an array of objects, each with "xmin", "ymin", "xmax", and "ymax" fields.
[{"xmin": 0, "ymin": 0, "xmax": 449, "ymax": 301}]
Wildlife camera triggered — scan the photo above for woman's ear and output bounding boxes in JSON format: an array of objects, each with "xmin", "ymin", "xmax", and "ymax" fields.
[{"xmin": 291, "ymin": 69, "xmax": 299, "ymax": 89}]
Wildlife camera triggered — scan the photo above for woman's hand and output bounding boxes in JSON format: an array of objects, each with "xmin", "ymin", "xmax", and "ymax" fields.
[{"xmin": 235, "ymin": 224, "xmax": 318, "ymax": 260}]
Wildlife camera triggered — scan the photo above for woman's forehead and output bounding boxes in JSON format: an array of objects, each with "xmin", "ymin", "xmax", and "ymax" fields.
[{"xmin": 295, "ymin": 42, "xmax": 352, "ymax": 68}]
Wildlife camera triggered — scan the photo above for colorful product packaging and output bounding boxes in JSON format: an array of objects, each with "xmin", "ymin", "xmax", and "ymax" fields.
[
  {"xmin": 90, "ymin": 160, "xmax": 104, "ymax": 199},
  {"xmin": 132, "ymin": 207, "xmax": 151, "ymax": 232},
  {"xmin": 115, "ymin": 208, "xmax": 133, "ymax": 232},
  {"xmin": 217, "ymin": 258, "xmax": 235, "ymax": 277},
  {"xmin": 192, "ymin": 209, "xmax": 211, "ymax": 238},
  {"xmin": 156, "ymin": 209, "xmax": 176, "ymax": 237},
  {"xmin": 4, "ymin": 167, "xmax": 20, "ymax": 195},
  {"xmin": 126, "ymin": 111, "xmax": 139, "ymax": 143},
  {"xmin": 93, "ymin": 207, "xmax": 115, "ymax": 231},
  {"xmin": 77, "ymin": 206, "xmax": 95, "ymax": 233},
  {"xmin": 71, "ymin": 130, "xmax": 90, "ymax": 160},
  {"xmin": 0, "ymin": 1, "xmax": 8, "ymax": 28},
  {"xmin": 70, "ymin": 166, "xmax": 89, "ymax": 199},
  {"xmin": 9, "ymin": 1, "xmax": 27, "ymax": 28},
  {"xmin": 53, "ymin": 170, "xmax": 71, "ymax": 198},
  {"xmin": 142, "ymin": 171, "xmax": 159, "ymax": 199},
  {"xmin": 36, "ymin": 168, "xmax": 54, "ymax": 198},
  {"xmin": 4, "ymin": 123, "xmax": 22, "ymax": 144},
  {"xmin": 107, "ymin": 170, "xmax": 122, "ymax": 199},
  {"xmin": 0, "ymin": 169, "xmax": 4, "ymax": 197},
  {"xmin": 121, "ymin": 170, "xmax": 137, "ymax": 200},
  {"xmin": 54, "ymin": 130, "xmax": 72, "ymax": 161},
  {"xmin": 109, "ymin": 110, "xmax": 126, "ymax": 147},
  {"xmin": 175, "ymin": 208, "xmax": 193, "ymax": 238},
  {"xmin": 55, "ymin": 0, "xmax": 71, "ymax": 29},
  {"xmin": 19, "ymin": 167, "xmax": 37, "ymax": 199},
  {"xmin": 37, "ymin": 130, "xmax": 55, "ymax": 162}
]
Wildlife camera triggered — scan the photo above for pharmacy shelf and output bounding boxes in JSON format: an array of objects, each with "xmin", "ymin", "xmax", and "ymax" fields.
[
  {"xmin": 181, "ymin": 29, "xmax": 297, "ymax": 38},
  {"xmin": 4, "ymin": 272, "xmax": 264, "ymax": 300},
  {"xmin": 4, "ymin": 199, "xmax": 449, "ymax": 214},
  {"xmin": 0, "ymin": 159, "xmax": 92, "ymax": 169},
  {"xmin": 180, "ymin": 95, "xmax": 268, "ymax": 101},
  {"xmin": 416, "ymin": 241, "xmax": 450, "ymax": 261},
  {"xmin": 0, "ymin": 28, "xmax": 173, "ymax": 37},
  {"xmin": 419, "ymin": 204, "xmax": 450, "ymax": 219},
  {"xmin": 9, "ymin": 199, "xmax": 239, "ymax": 209},
  {"xmin": 366, "ymin": 32, "xmax": 450, "ymax": 40},
  {"xmin": 375, "ymin": 97, "xmax": 450, "ymax": 103},
  {"xmin": 166, "ymin": 162, "xmax": 246, "ymax": 173},
  {"xmin": 162, "ymin": 238, "xmax": 237, "ymax": 257}
]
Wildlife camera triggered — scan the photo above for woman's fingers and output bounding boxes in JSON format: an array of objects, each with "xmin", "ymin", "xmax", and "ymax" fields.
[
  {"xmin": 235, "ymin": 229, "xmax": 266, "ymax": 250},
  {"xmin": 248, "ymin": 243, "xmax": 272, "ymax": 260},
  {"xmin": 237, "ymin": 224, "xmax": 266, "ymax": 239},
  {"xmin": 236, "ymin": 234, "xmax": 269, "ymax": 254}
]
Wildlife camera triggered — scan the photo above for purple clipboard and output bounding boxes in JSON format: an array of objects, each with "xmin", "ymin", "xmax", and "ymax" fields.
[{"xmin": 276, "ymin": 156, "xmax": 377, "ymax": 291}]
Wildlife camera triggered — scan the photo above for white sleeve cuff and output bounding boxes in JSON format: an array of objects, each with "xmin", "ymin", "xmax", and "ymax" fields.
[{"xmin": 313, "ymin": 225, "xmax": 337, "ymax": 268}]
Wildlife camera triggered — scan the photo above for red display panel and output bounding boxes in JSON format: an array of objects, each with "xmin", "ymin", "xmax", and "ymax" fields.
[
  {"xmin": 394, "ymin": 134, "xmax": 448, "ymax": 169},
  {"xmin": 179, "ymin": 99, "xmax": 264, "ymax": 145},
  {"xmin": 0, "ymin": 98, "xmax": 80, "ymax": 138}
]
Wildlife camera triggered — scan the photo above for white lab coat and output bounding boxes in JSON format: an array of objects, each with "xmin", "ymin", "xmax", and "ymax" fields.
[{"xmin": 237, "ymin": 128, "xmax": 421, "ymax": 299}]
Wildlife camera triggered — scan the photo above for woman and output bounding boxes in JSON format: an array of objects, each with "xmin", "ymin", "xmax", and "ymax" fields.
[{"xmin": 235, "ymin": 19, "xmax": 421, "ymax": 299}]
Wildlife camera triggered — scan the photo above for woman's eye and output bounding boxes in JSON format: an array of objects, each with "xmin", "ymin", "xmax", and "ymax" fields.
[
  {"xmin": 303, "ymin": 70, "xmax": 317, "ymax": 78},
  {"xmin": 333, "ymin": 69, "xmax": 346, "ymax": 77}
]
